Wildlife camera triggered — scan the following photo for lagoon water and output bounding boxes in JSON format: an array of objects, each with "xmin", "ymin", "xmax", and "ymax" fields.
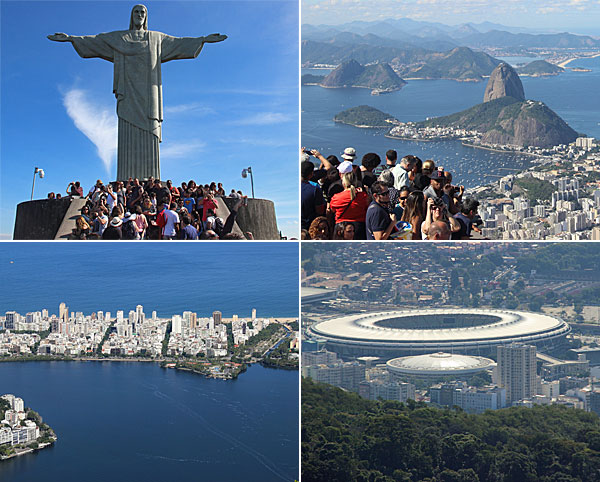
[
  {"xmin": 302, "ymin": 57, "xmax": 600, "ymax": 188},
  {"xmin": 0, "ymin": 362, "xmax": 298, "ymax": 482},
  {"xmin": 0, "ymin": 243, "xmax": 299, "ymax": 481}
]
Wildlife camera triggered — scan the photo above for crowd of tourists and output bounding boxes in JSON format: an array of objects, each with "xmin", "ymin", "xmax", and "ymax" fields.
[
  {"xmin": 301, "ymin": 147, "xmax": 481, "ymax": 241},
  {"xmin": 52, "ymin": 178, "xmax": 250, "ymax": 240}
]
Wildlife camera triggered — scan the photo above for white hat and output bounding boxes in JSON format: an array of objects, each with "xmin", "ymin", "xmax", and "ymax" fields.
[
  {"xmin": 123, "ymin": 212, "xmax": 137, "ymax": 222},
  {"xmin": 337, "ymin": 161, "xmax": 354, "ymax": 174},
  {"xmin": 341, "ymin": 147, "xmax": 356, "ymax": 161}
]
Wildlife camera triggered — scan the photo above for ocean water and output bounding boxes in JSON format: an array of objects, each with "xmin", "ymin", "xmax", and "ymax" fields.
[
  {"xmin": 0, "ymin": 362, "xmax": 299, "ymax": 482},
  {"xmin": 0, "ymin": 243, "xmax": 298, "ymax": 318},
  {"xmin": 301, "ymin": 56, "xmax": 600, "ymax": 188}
]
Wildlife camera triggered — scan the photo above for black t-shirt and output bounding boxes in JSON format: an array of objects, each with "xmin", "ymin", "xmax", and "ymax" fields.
[
  {"xmin": 366, "ymin": 201, "xmax": 391, "ymax": 240},
  {"xmin": 102, "ymin": 225, "xmax": 122, "ymax": 240},
  {"xmin": 128, "ymin": 186, "xmax": 143, "ymax": 207},
  {"xmin": 452, "ymin": 212, "xmax": 472, "ymax": 240}
]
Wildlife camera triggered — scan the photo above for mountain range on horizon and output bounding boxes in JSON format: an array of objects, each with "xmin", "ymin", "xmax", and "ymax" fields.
[
  {"xmin": 303, "ymin": 18, "xmax": 600, "ymax": 58},
  {"xmin": 303, "ymin": 17, "xmax": 600, "ymax": 41}
]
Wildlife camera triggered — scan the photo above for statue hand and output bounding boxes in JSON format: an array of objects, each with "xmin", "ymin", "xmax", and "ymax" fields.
[
  {"xmin": 48, "ymin": 33, "xmax": 72, "ymax": 42},
  {"xmin": 204, "ymin": 33, "xmax": 227, "ymax": 43}
]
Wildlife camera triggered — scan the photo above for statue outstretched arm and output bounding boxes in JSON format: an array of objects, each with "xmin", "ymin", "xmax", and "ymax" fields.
[
  {"xmin": 48, "ymin": 32, "xmax": 115, "ymax": 62},
  {"xmin": 203, "ymin": 33, "xmax": 227, "ymax": 43},
  {"xmin": 160, "ymin": 33, "xmax": 227, "ymax": 62},
  {"xmin": 47, "ymin": 33, "xmax": 73, "ymax": 42}
]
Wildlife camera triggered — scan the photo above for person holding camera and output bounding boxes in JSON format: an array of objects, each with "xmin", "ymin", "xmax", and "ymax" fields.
[
  {"xmin": 423, "ymin": 169, "xmax": 459, "ymax": 215},
  {"xmin": 66, "ymin": 181, "xmax": 83, "ymax": 197},
  {"xmin": 422, "ymin": 197, "xmax": 460, "ymax": 239}
]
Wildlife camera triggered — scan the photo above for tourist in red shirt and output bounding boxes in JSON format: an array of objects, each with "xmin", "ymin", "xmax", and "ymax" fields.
[{"xmin": 329, "ymin": 171, "xmax": 369, "ymax": 239}]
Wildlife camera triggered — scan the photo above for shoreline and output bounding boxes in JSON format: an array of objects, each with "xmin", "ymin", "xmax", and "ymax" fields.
[
  {"xmin": 336, "ymin": 120, "xmax": 390, "ymax": 129},
  {"xmin": 557, "ymin": 51, "xmax": 600, "ymax": 68},
  {"xmin": 0, "ymin": 354, "xmax": 298, "ymax": 376},
  {"xmin": 1, "ymin": 439, "xmax": 57, "ymax": 462}
]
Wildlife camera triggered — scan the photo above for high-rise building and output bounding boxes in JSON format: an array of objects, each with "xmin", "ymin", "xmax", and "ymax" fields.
[
  {"xmin": 251, "ymin": 309, "xmax": 256, "ymax": 320},
  {"xmin": 589, "ymin": 390, "xmax": 600, "ymax": 417},
  {"xmin": 59, "ymin": 303, "xmax": 68, "ymax": 323},
  {"xmin": 4, "ymin": 312, "xmax": 17, "ymax": 330},
  {"xmin": 136, "ymin": 305, "xmax": 144, "ymax": 324},
  {"xmin": 497, "ymin": 344, "xmax": 537, "ymax": 404},
  {"xmin": 304, "ymin": 362, "xmax": 365, "ymax": 392},
  {"xmin": 213, "ymin": 311, "xmax": 222, "ymax": 325},
  {"xmin": 172, "ymin": 315, "xmax": 182, "ymax": 335},
  {"xmin": 13, "ymin": 398, "xmax": 24, "ymax": 412}
]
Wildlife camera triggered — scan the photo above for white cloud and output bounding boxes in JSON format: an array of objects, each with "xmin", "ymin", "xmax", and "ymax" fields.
[
  {"xmin": 160, "ymin": 141, "xmax": 206, "ymax": 159},
  {"xmin": 232, "ymin": 112, "xmax": 294, "ymax": 125},
  {"xmin": 63, "ymin": 88, "xmax": 117, "ymax": 175},
  {"xmin": 164, "ymin": 103, "xmax": 215, "ymax": 115}
]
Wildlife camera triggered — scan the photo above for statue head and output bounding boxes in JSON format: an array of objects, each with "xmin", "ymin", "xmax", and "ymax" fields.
[{"xmin": 129, "ymin": 4, "xmax": 148, "ymax": 30}]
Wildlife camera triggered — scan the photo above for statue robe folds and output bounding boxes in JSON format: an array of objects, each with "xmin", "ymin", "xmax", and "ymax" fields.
[{"xmin": 69, "ymin": 30, "xmax": 205, "ymax": 181}]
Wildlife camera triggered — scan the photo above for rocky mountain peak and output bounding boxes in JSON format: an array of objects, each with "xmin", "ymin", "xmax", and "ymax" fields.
[{"xmin": 483, "ymin": 62, "xmax": 525, "ymax": 102}]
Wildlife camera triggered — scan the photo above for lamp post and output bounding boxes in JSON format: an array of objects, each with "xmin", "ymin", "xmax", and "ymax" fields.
[
  {"xmin": 241, "ymin": 167, "xmax": 254, "ymax": 198},
  {"xmin": 31, "ymin": 167, "xmax": 45, "ymax": 201}
]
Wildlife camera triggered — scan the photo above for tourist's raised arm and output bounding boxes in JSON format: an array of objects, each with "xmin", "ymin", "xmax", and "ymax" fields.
[{"xmin": 47, "ymin": 33, "xmax": 72, "ymax": 42}]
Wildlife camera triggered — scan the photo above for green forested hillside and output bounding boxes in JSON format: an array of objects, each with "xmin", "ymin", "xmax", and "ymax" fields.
[{"xmin": 302, "ymin": 378, "xmax": 600, "ymax": 482}]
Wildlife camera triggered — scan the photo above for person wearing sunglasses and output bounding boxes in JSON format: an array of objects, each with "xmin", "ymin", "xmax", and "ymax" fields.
[{"xmin": 366, "ymin": 182, "xmax": 397, "ymax": 240}]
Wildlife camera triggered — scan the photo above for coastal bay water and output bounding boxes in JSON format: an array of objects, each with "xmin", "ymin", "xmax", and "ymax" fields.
[
  {"xmin": 0, "ymin": 243, "xmax": 298, "ymax": 318},
  {"xmin": 302, "ymin": 56, "xmax": 600, "ymax": 188},
  {"xmin": 0, "ymin": 362, "xmax": 298, "ymax": 482}
]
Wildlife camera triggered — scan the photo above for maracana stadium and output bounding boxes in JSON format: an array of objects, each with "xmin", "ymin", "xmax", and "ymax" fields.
[{"xmin": 308, "ymin": 308, "xmax": 570, "ymax": 359}]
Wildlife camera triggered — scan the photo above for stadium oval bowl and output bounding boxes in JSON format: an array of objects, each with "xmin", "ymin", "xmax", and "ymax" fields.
[{"xmin": 308, "ymin": 308, "xmax": 570, "ymax": 359}]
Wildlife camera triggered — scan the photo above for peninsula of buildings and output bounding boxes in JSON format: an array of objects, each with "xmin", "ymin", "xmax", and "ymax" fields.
[
  {"xmin": 0, "ymin": 394, "xmax": 56, "ymax": 460},
  {"xmin": 0, "ymin": 305, "xmax": 299, "ymax": 379}
]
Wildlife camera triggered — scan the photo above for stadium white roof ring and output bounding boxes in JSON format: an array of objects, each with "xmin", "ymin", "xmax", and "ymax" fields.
[{"xmin": 308, "ymin": 309, "xmax": 570, "ymax": 356}]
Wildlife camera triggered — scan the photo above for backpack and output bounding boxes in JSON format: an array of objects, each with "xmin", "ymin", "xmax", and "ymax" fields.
[{"xmin": 122, "ymin": 221, "xmax": 138, "ymax": 240}]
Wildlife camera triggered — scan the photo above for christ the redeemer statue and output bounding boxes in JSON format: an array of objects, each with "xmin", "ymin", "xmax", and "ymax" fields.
[{"xmin": 48, "ymin": 4, "xmax": 226, "ymax": 181}]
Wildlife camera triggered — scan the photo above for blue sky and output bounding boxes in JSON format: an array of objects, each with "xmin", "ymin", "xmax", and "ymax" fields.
[
  {"xmin": 302, "ymin": 0, "xmax": 600, "ymax": 36},
  {"xmin": 0, "ymin": 0, "xmax": 299, "ymax": 238}
]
